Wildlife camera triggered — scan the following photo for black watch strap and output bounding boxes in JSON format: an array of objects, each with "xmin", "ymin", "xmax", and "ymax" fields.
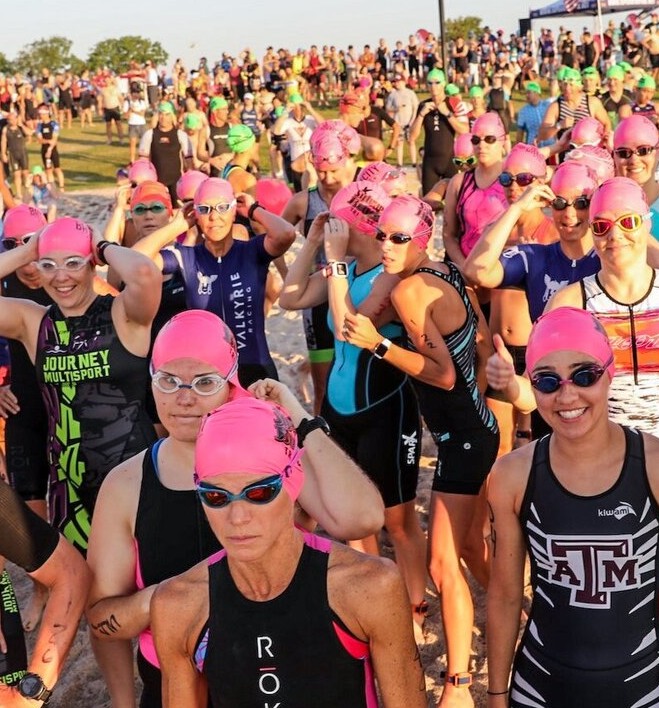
[
  {"xmin": 295, "ymin": 416, "xmax": 330, "ymax": 447},
  {"xmin": 18, "ymin": 672, "xmax": 53, "ymax": 704}
]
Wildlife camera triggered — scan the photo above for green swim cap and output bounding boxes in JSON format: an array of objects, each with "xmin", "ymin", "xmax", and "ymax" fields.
[
  {"xmin": 526, "ymin": 81, "xmax": 542, "ymax": 94},
  {"xmin": 158, "ymin": 101, "xmax": 176, "ymax": 115},
  {"xmin": 184, "ymin": 113, "xmax": 202, "ymax": 130},
  {"xmin": 227, "ymin": 124, "xmax": 256, "ymax": 153},
  {"xmin": 637, "ymin": 75, "xmax": 656, "ymax": 90},
  {"xmin": 426, "ymin": 68, "xmax": 446, "ymax": 84},
  {"xmin": 274, "ymin": 105, "xmax": 286, "ymax": 118},
  {"xmin": 32, "ymin": 165, "xmax": 44, "ymax": 176},
  {"xmin": 468, "ymin": 85, "xmax": 484, "ymax": 98},
  {"xmin": 564, "ymin": 68, "xmax": 582, "ymax": 84},
  {"xmin": 209, "ymin": 96, "xmax": 228, "ymax": 111},
  {"xmin": 606, "ymin": 65, "xmax": 625, "ymax": 81},
  {"xmin": 445, "ymin": 83, "xmax": 460, "ymax": 96},
  {"xmin": 289, "ymin": 93, "xmax": 304, "ymax": 104},
  {"xmin": 581, "ymin": 66, "xmax": 598, "ymax": 77},
  {"xmin": 556, "ymin": 66, "xmax": 569, "ymax": 81},
  {"xmin": 619, "ymin": 61, "xmax": 632, "ymax": 73}
]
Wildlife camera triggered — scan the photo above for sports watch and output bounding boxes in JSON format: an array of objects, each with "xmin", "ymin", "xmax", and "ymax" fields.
[
  {"xmin": 323, "ymin": 261, "xmax": 348, "ymax": 278},
  {"xmin": 372, "ymin": 338, "xmax": 392, "ymax": 359},
  {"xmin": 295, "ymin": 416, "xmax": 331, "ymax": 447},
  {"xmin": 18, "ymin": 673, "xmax": 52, "ymax": 704}
]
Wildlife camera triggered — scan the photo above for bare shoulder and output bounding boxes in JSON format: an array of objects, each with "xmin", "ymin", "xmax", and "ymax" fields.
[
  {"xmin": 545, "ymin": 281, "xmax": 582, "ymax": 311},
  {"xmin": 488, "ymin": 443, "xmax": 536, "ymax": 504},
  {"xmin": 97, "ymin": 448, "xmax": 147, "ymax": 504},
  {"xmin": 641, "ymin": 432, "xmax": 659, "ymax": 502}
]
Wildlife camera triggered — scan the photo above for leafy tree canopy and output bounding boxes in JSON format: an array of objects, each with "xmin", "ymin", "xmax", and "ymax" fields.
[
  {"xmin": 444, "ymin": 16, "xmax": 484, "ymax": 43},
  {"xmin": 14, "ymin": 36, "xmax": 78, "ymax": 74},
  {"xmin": 88, "ymin": 36, "xmax": 168, "ymax": 73}
]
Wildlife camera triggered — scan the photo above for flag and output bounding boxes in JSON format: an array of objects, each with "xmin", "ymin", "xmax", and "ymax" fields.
[{"xmin": 564, "ymin": 0, "xmax": 579, "ymax": 11}]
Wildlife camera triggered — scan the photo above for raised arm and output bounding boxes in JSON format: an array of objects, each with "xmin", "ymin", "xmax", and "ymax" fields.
[
  {"xmin": 249, "ymin": 378, "xmax": 385, "ymax": 539},
  {"xmin": 131, "ymin": 207, "xmax": 193, "ymax": 268},
  {"xmin": 234, "ymin": 193, "xmax": 295, "ymax": 258}
]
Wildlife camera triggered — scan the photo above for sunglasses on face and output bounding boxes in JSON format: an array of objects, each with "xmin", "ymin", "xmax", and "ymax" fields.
[
  {"xmin": 471, "ymin": 134, "xmax": 500, "ymax": 145},
  {"xmin": 194, "ymin": 201, "xmax": 237, "ymax": 215},
  {"xmin": 530, "ymin": 357, "xmax": 613, "ymax": 394},
  {"xmin": 152, "ymin": 368, "xmax": 234, "ymax": 396},
  {"xmin": 133, "ymin": 202, "xmax": 167, "ymax": 216},
  {"xmin": 498, "ymin": 171, "xmax": 538, "ymax": 188},
  {"xmin": 34, "ymin": 256, "xmax": 92, "ymax": 273},
  {"xmin": 613, "ymin": 145, "xmax": 655, "ymax": 159},
  {"xmin": 551, "ymin": 195, "xmax": 591, "ymax": 211},
  {"xmin": 374, "ymin": 229, "xmax": 413, "ymax": 244},
  {"xmin": 590, "ymin": 212, "xmax": 649, "ymax": 237},
  {"xmin": 2, "ymin": 232, "xmax": 36, "ymax": 250},
  {"xmin": 196, "ymin": 474, "xmax": 283, "ymax": 509},
  {"xmin": 452, "ymin": 156, "xmax": 477, "ymax": 168}
]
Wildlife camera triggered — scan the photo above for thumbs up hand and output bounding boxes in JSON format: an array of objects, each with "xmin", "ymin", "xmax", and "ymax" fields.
[{"xmin": 486, "ymin": 334, "xmax": 516, "ymax": 391}]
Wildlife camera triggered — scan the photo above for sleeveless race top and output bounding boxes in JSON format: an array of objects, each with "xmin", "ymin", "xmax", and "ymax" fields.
[
  {"xmin": 149, "ymin": 126, "xmax": 182, "ymax": 186},
  {"xmin": 195, "ymin": 533, "xmax": 377, "ymax": 708},
  {"xmin": 519, "ymin": 428, "xmax": 659, "ymax": 670},
  {"xmin": 326, "ymin": 261, "xmax": 407, "ymax": 415},
  {"xmin": 407, "ymin": 263, "xmax": 498, "ymax": 434},
  {"xmin": 35, "ymin": 295, "xmax": 156, "ymax": 552},
  {"xmin": 455, "ymin": 169, "xmax": 508, "ymax": 257},
  {"xmin": 134, "ymin": 439, "xmax": 221, "ymax": 666},
  {"xmin": 582, "ymin": 271, "xmax": 659, "ymax": 435}
]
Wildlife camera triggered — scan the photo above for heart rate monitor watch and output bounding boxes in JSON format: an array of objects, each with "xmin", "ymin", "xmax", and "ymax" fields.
[
  {"xmin": 18, "ymin": 673, "xmax": 53, "ymax": 704},
  {"xmin": 295, "ymin": 416, "xmax": 331, "ymax": 447},
  {"xmin": 372, "ymin": 338, "xmax": 392, "ymax": 359},
  {"xmin": 323, "ymin": 261, "xmax": 348, "ymax": 278}
]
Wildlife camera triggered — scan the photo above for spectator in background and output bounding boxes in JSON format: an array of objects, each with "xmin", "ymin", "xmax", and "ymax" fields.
[
  {"xmin": 123, "ymin": 84, "xmax": 148, "ymax": 165},
  {"xmin": 144, "ymin": 60, "xmax": 160, "ymax": 109},
  {"xmin": 1, "ymin": 111, "xmax": 30, "ymax": 201},
  {"xmin": 386, "ymin": 75, "xmax": 419, "ymax": 168},
  {"xmin": 516, "ymin": 81, "xmax": 551, "ymax": 146},
  {"xmin": 101, "ymin": 76, "xmax": 125, "ymax": 146},
  {"xmin": 35, "ymin": 105, "xmax": 64, "ymax": 191}
]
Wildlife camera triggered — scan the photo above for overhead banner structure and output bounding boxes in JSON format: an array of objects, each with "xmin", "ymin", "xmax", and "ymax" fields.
[{"xmin": 529, "ymin": 0, "xmax": 656, "ymax": 19}]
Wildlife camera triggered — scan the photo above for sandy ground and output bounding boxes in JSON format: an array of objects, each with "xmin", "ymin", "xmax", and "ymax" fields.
[{"xmin": 7, "ymin": 186, "xmax": 494, "ymax": 707}]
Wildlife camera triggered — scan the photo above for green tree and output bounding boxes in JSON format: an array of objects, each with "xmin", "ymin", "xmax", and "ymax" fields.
[
  {"xmin": 87, "ymin": 36, "xmax": 168, "ymax": 73},
  {"xmin": 445, "ymin": 16, "xmax": 483, "ymax": 42},
  {"xmin": 0, "ymin": 52, "xmax": 13, "ymax": 75},
  {"xmin": 14, "ymin": 36, "xmax": 78, "ymax": 73}
]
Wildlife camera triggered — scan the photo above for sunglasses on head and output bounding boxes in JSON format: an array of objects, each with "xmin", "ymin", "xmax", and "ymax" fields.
[
  {"xmin": 498, "ymin": 171, "xmax": 538, "ymax": 188},
  {"xmin": 613, "ymin": 145, "xmax": 655, "ymax": 159},
  {"xmin": 34, "ymin": 256, "xmax": 92, "ymax": 273},
  {"xmin": 152, "ymin": 367, "xmax": 235, "ymax": 396},
  {"xmin": 196, "ymin": 474, "xmax": 283, "ymax": 509},
  {"xmin": 374, "ymin": 229, "xmax": 413, "ymax": 244},
  {"xmin": 530, "ymin": 357, "xmax": 613, "ymax": 394},
  {"xmin": 2, "ymin": 232, "xmax": 36, "ymax": 250},
  {"xmin": 453, "ymin": 155, "xmax": 477, "ymax": 168},
  {"xmin": 194, "ymin": 201, "xmax": 236, "ymax": 215},
  {"xmin": 133, "ymin": 202, "xmax": 167, "ymax": 216},
  {"xmin": 551, "ymin": 195, "xmax": 591, "ymax": 211},
  {"xmin": 471, "ymin": 134, "xmax": 501, "ymax": 145},
  {"xmin": 590, "ymin": 212, "xmax": 649, "ymax": 237}
]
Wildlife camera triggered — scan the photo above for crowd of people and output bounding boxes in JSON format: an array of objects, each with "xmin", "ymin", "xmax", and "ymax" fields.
[{"xmin": 1, "ymin": 15, "xmax": 659, "ymax": 708}]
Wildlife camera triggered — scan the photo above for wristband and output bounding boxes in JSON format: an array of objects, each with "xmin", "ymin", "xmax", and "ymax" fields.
[
  {"xmin": 515, "ymin": 430, "xmax": 532, "ymax": 440},
  {"xmin": 247, "ymin": 201, "xmax": 262, "ymax": 221},
  {"xmin": 486, "ymin": 690, "xmax": 509, "ymax": 695},
  {"xmin": 96, "ymin": 240, "xmax": 119, "ymax": 265},
  {"xmin": 295, "ymin": 416, "xmax": 330, "ymax": 447},
  {"xmin": 372, "ymin": 338, "xmax": 392, "ymax": 360}
]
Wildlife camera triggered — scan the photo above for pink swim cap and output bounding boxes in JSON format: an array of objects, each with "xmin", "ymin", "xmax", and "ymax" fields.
[
  {"xmin": 3, "ymin": 205, "xmax": 46, "ymax": 239},
  {"xmin": 550, "ymin": 161, "xmax": 597, "ymax": 196},
  {"xmin": 151, "ymin": 310, "xmax": 246, "ymax": 396},
  {"xmin": 472, "ymin": 112, "xmax": 506, "ymax": 140},
  {"xmin": 526, "ymin": 306, "xmax": 615, "ymax": 379},
  {"xmin": 378, "ymin": 194, "xmax": 435, "ymax": 249},
  {"xmin": 311, "ymin": 120, "xmax": 361, "ymax": 155},
  {"xmin": 176, "ymin": 171, "xmax": 208, "ymax": 202},
  {"xmin": 589, "ymin": 176, "xmax": 649, "ymax": 219},
  {"xmin": 453, "ymin": 133, "xmax": 475, "ymax": 159},
  {"xmin": 570, "ymin": 117, "xmax": 605, "ymax": 147},
  {"xmin": 311, "ymin": 133, "xmax": 348, "ymax": 170},
  {"xmin": 330, "ymin": 181, "xmax": 391, "ymax": 235},
  {"xmin": 254, "ymin": 178, "xmax": 293, "ymax": 216},
  {"xmin": 613, "ymin": 114, "xmax": 659, "ymax": 149},
  {"xmin": 128, "ymin": 159, "xmax": 158, "ymax": 185},
  {"xmin": 37, "ymin": 217, "xmax": 93, "ymax": 258},
  {"xmin": 194, "ymin": 177, "xmax": 235, "ymax": 205},
  {"xmin": 565, "ymin": 145, "xmax": 615, "ymax": 184},
  {"xmin": 195, "ymin": 398, "xmax": 305, "ymax": 501},
  {"xmin": 358, "ymin": 162, "xmax": 407, "ymax": 196},
  {"xmin": 504, "ymin": 143, "xmax": 547, "ymax": 177}
]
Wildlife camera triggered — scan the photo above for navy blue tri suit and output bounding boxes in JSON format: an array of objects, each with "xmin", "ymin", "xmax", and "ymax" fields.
[
  {"xmin": 321, "ymin": 261, "xmax": 421, "ymax": 507},
  {"xmin": 160, "ymin": 236, "xmax": 277, "ymax": 386},
  {"xmin": 499, "ymin": 242, "xmax": 600, "ymax": 322},
  {"xmin": 408, "ymin": 263, "xmax": 499, "ymax": 495},
  {"xmin": 0, "ymin": 273, "xmax": 53, "ymax": 502},
  {"xmin": 511, "ymin": 427, "xmax": 659, "ymax": 707}
]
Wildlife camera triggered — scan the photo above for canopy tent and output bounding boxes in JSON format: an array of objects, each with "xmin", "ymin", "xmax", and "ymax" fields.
[{"xmin": 529, "ymin": 0, "xmax": 656, "ymax": 19}]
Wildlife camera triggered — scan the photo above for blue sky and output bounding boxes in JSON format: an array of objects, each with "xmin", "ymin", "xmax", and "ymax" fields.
[{"xmin": 2, "ymin": 0, "xmax": 638, "ymax": 71}]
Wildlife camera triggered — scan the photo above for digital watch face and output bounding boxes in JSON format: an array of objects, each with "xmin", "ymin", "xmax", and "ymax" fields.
[{"xmin": 20, "ymin": 674, "xmax": 47, "ymax": 698}]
